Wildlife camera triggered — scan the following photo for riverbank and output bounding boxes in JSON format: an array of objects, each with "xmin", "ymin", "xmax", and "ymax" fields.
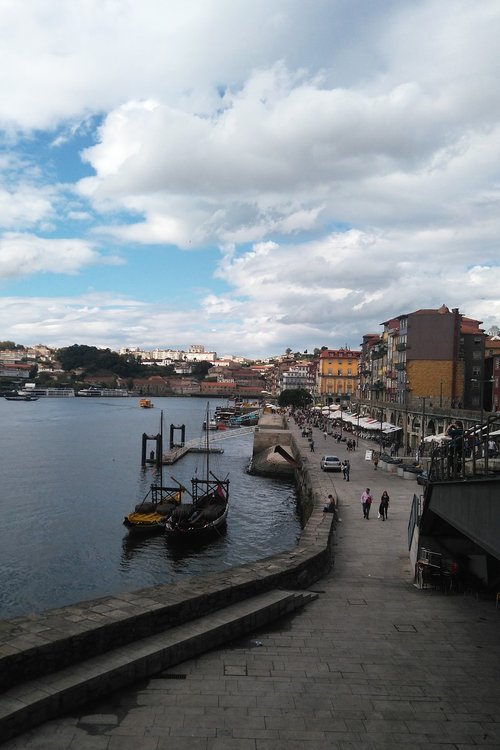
[{"xmin": 3, "ymin": 416, "xmax": 500, "ymax": 748}]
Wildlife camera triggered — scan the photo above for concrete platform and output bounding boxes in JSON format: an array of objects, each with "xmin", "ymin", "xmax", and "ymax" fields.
[
  {"xmin": 2, "ymin": 418, "xmax": 500, "ymax": 749},
  {"xmin": 0, "ymin": 590, "xmax": 317, "ymax": 743}
]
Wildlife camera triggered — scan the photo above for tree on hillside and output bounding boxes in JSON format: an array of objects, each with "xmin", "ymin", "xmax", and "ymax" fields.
[
  {"xmin": 0, "ymin": 341, "xmax": 21, "ymax": 350},
  {"xmin": 56, "ymin": 344, "xmax": 146, "ymax": 377},
  {"xmin": 278, "ymin": 388, "xmax": 313, "ymax": 408},
  {"xmin": 191, "ymin": 361, "xmax": 213, "ymax": 380}
]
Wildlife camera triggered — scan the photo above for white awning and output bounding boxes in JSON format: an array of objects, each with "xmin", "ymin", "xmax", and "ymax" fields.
[
  {"xmin": 356, "ymin": 418, "xmax": 380, "ymax": 430},
  {"xmin": 423, "ymin": 433, "xmax": 450, "ymax": 443},
  {"xmin": 382, "ymin": 424, "xmax": 402, "ymax": 434}
]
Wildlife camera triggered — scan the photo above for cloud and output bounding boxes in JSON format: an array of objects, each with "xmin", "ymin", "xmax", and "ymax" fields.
[
  {"xmin": 77, "ymin": 37, "xmax": 500, "ymax": 250},
  {"xmin": 0, "ymin": 234, "xmax": 116, "ymax": 279},
  {"xmin": 1, "ymin": 1, "xmax": 500, "ymax": 356},
  {"xmin": 0, "ymin": 186, "xmax": 54, "ymax": 229}
]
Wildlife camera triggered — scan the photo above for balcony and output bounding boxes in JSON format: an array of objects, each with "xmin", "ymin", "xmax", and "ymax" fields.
[
  {"xmin": 395, "ymin": 362, "xmax": 406, "ymax": 371},
  {"xmin": 396, "ymin": 342, "xmax": 407, "ymax": 352}
]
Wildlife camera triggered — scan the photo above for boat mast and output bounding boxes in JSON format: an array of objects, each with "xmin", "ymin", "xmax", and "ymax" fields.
[
  {"xmin": 159, "ymin": 409, "xmax": 164, "ymax": 487},
  {"xmin": 205, "ymin": 402, "xmax": 210, "ymax": 483}
]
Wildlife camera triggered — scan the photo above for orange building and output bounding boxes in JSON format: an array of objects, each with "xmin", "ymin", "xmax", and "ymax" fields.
[{"xmin": 318, "ymin": 348, "xmax": 360, "ymax": 403}]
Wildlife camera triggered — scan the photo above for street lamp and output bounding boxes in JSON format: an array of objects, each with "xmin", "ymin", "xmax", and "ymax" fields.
[
  {"xmin": 379, "ymin": 408, "xmax": 384, "ymax": 453},
  {"xmin": 352, "ymin": 402, "xmax": 361, "ymax": 447},
  {"xmin": 420, "ymin": 396, "xmax": 427, "ymax": 446}
]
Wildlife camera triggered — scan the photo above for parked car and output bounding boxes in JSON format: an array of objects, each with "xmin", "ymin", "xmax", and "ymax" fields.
[{"xmin": 320, "ymin": 455, "xmax": 342, "ymax": 472}]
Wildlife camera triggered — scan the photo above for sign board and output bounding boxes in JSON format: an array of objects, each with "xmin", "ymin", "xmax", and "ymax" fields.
[{"xmin": 365, "ymin": 450, "xmax": 373, "ymax": 461}]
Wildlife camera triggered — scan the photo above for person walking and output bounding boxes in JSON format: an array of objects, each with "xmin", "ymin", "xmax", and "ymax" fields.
[
  {"xmin": 361, "ymin": 488, "xmax": 373, "ymax": 519},
  {"xmin": 373, "ymin": 453, "xmax": 379, "ymax": 470},
  {"xmin": 379, "ymin": 490, "xmax": 390, "ymax": 521},
  {"xmin": 342, "ymin": 459, "xmax": 350, "ymax": 481},
  {"xmin": 309, "ymin": 438, "xmax": 315, "ymax": 452}
]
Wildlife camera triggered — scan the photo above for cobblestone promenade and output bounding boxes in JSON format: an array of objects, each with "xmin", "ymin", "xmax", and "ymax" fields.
[{"xmin": 4, "ymin": 419, "xmax": 500, "ymax": 749}]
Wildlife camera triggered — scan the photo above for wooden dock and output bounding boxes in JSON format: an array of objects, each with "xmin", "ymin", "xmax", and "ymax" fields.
[
  {"xmin": 161, "ymin": 443, "xmax": 223, "ymax": 464},
  {"xmin": 160, "ymin": 426, "xmax": 255, "ymax": 464}
]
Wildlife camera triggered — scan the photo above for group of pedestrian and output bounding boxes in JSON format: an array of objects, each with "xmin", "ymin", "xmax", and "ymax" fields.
[
  {"xmin": 346, "ymin": 439, "xmax": 356, "ymax": 451},
  {"xmin": 360, "ymin": 488, "xmax": 390, "ymax": 520}
]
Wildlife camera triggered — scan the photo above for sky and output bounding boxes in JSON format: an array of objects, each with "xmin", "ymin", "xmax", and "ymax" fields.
[{"xmin": 0, "ymin": 0, "xmax": 499, "ymax": 359}]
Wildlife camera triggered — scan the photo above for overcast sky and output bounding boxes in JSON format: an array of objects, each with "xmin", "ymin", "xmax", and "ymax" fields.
[{"xmin": 0, "ymin": 0, "xmax": 499, "ymax": 358}]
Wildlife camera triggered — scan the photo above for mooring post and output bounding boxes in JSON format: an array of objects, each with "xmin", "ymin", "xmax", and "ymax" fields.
[
  {"xmin": 169, "ymin": 424, "xmax": 186, "ymax": 449},
  {"xmin": 141, "ymin": 433, "xmax": 148, "ymax": 466},
  {"xmin": 155, "ymin": 432, "xmax": 162, "ymax": 469}
]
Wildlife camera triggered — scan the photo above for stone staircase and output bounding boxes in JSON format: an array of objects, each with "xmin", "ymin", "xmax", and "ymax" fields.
[{"xmin": 0, "ymin": 589, "xmax": 317, "ymax": 743}]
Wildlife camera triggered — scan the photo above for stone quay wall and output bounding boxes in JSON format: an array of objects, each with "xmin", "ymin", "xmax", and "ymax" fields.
[{"xmin": 0, "ymin": 415, "xmax": 333, "ymax": 691}]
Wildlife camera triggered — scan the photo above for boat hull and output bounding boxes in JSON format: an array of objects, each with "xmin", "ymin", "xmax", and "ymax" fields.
[{"xmin": 164, "ymin": 504, "xmax": 228, "ymax": 537}]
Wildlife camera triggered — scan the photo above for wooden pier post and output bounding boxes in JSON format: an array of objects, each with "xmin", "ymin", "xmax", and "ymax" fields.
[
  {"xmin": 169, "ymin": 424, "xmax": 185, "ymax": 450},
  {"xmin": 141, "ymin": 432, "xmax": 163, "ymax": 468}
]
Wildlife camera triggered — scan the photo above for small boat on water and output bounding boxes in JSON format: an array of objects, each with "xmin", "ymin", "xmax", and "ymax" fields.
[
  {"xmin": 123, "ymin": 483, "xmax": 184, "ymax": 532},
  {"xmin": 4, "ymin": 393, "xmax": 39, "ymax": 401},
  {"xmin": 165, "ymin": 405, "xmax": 229, "ymax": 538},
  {"xmin": 203, "ymin": 401, "xmax": 260, "ymax": 430},
  {"xmin": 78, "ymin": 387, "xmax": 102, "ymax": 397},
  {"xmin": 164, "ymin": 475, "xmax": 229, "ymax": 538},
  {"xmin": 139, "ymin": 398, "xmax": 154, "ymax": 408}
]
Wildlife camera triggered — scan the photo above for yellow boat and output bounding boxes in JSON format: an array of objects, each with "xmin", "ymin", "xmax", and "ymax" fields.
[
  {"xmin": 124, "ymin": 486, "xmax": 183, "ymax": 531},
  {"xmin": 139, "ymin": 398, "xmax": 154, "ymax": 408}
]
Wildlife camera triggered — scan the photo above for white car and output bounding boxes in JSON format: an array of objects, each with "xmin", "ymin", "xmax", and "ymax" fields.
[{"xmin": 320, "ymin": 455, "xmax": 342, "ymax": 472}]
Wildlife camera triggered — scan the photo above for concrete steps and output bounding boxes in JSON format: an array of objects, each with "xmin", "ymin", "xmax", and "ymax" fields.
[{"xmin": 0, "ymin": 589, "xmax": 317, "ymax": 743}]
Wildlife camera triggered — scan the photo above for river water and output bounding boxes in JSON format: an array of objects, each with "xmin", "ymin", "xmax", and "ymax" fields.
[{"xmin": 0, "ymin": 396, "xmax": 300, "ymax": 620}]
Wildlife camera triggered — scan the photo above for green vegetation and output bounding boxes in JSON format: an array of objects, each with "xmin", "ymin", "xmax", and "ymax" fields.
[
  {"xmin": 56, "ymin": 344, "xmax": 152, "ymax": 378},
  {"xmin": 190, "ymin": 361, "xmax": 213, "ymax": 380},
  {"xmin": 0, "ymin": 341, "xmax": 23, "ymax": 350}
]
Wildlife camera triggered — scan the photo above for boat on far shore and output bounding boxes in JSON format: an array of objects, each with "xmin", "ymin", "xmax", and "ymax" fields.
[
  {"xmin": 77, "ymin": 387, "xmax": 131, "ymax": 397},
  {"xmin": 4, "ymin": 392, "xmax": 39, "ymax": 401},
  {"xmin": 139, "ymin": 398, "xmax": 154, "ymax": 408}
]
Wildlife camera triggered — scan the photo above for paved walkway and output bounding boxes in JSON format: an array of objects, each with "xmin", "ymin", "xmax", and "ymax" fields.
[{"xmin": 4, "ymin": 420, "xmax": 500, "ymax": 749}]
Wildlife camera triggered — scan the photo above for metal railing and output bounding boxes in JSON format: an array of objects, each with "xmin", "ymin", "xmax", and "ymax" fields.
[{"xmin": 428, "ymin": 414, "xmax": 500, "ymax": 482}]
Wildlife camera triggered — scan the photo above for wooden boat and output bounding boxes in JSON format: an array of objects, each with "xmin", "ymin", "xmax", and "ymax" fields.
[
  {"xmin": 139, "ymin": 398, "xmax": 154, "ymax": 408},
  {"xmin": 123, "ymin": 483, "xmax": 183, "ymax": 532},
  {"xmin": 165, "ymin": 406, "xmax": 229, "ymax": 538}
]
